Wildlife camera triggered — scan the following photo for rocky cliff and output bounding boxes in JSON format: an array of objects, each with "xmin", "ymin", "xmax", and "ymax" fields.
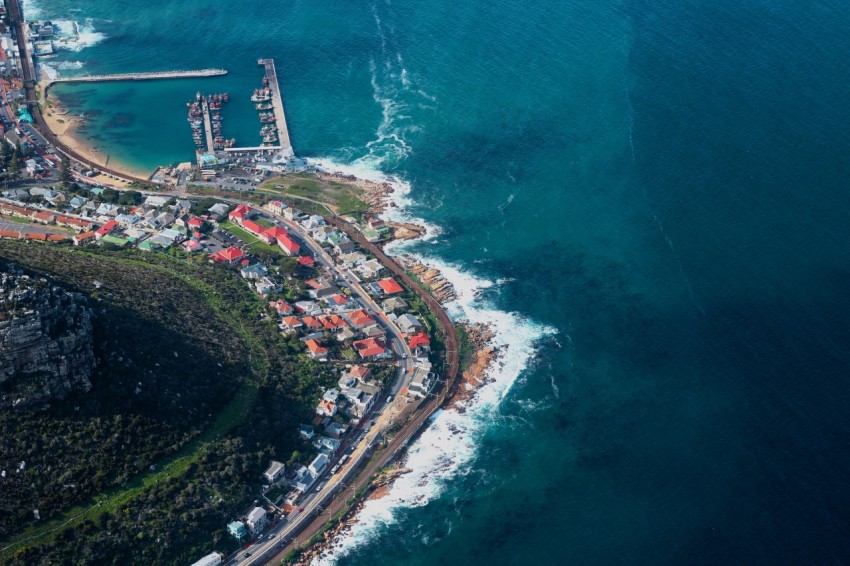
[{"xmin": 0, "ymin": 262, "xmax": 95, "ymax": 409}]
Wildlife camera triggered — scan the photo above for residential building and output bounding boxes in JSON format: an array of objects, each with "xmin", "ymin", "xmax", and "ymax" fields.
[
  {"xmin": 228, "ymin": 204, "xmax": 252, "ymax": 224},
  {"xmin": 305, "ymin": 339, "xmax": 328, "ymax": 360},
  {"xmin": 209, "ymin": 202, "xmax": 230, "ymax": 218},
  {"xmin": 227, "ymin": 521, "xmax": 248, "ymax": 539},
  {"xmin": 211, "ymin": 246, "xmax": 244, "ymax": 265},
  {"xmin": 314, "ymin": 435, "xmax": 341, "ymax": 454},
  {"xmin": 309, "ymin": 454, "xmax": 329, "ymax": 477},
  {"xmin": 263, "ymin": 460, "xmax": 286, "ymax": 484},
  {"xmin": 394, "ymin": 313, "xmax": 423, "ymax": 334},
  {"xmin": 255, "ymin": 276, "xmax": 281, "ymax": 296},
  {"xmin": 266, "ymin": 200, "xmax": 286, "ymax": 215},
  {"xmin": 408, "ymin": 332, "xmax": 431, "ymax": 351},
  {"xmin": 241, "ymin": 263, "xmax": 269, "ymax": 280},
  {"xmin": 377, "ymin": 277, "xmax": 404, "ymax": 295},
  {"xmin": 324, "ymin": 421, "xmax": 348, "ymax": 439},
  {"xmin": 408, "ymin": 367, "xmax": 432, "ymax": 396},
  {"xmin": 73, "ymin": 231, "xmax": 96, "ymax": 246},
  {"xmin": 316, "ymin": 399, "xmax": 337, "ymax": 417},
  {"xmin": 246, "ymin": 506, "xmax": 267, "ymax": 534},
  {"xmin": 299, "ymin": 424, "xmax": 315, "ymax": 440},
  {"xmin": 357, "ymin": 259, "xmax": 385, "ymax": 279},
  {"xmin": 353, "ymin": 337, "xmax": 389, "ymax": 359}
]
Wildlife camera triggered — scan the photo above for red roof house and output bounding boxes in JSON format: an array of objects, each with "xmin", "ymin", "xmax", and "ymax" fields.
[
  {"xmin": 408, "ymin": 332, "xmax": 431, "ymax": 349},
  {"xmin": 211, "ymin": 246, "xmax": 244, "ymax": 264},
  {"xmin": 352, "ymin": 337, "xmax": 387, "ymax": 359},
  {"xmin": 281, "ymin": 316, "xmax": 303, "ymax": 330},
  {"xmin": 377, "ymin": 277, "xmax": 404, "ymax": 295},
  {"xmin": 298, "ymin": 256, "xmax": 315, "ymax": 266},
  {"xmin": 95, "ymin": 219, "xmax": 119, "ymax": 239},
  {"xmin": 348, "ymin": 365, "xmax": 372, "ymax": 380},
  {"xmin": 302, "ymin": 316, "xmax": 322, "ymax": 329},
  {"xmin": 347, "ymin": 309, "xmax": 376, "ymax": 328},
  {"xmin": 276, "ymin": 232, "xmax": 300, "ymax": 256},
  {"xmin": 270, "ymin": 299, "xmax": 294, "ymax": 315},
  {"xmin": 305, "ymin": 339, "xmax": 328, "ymax": 359},
  {"xmin": 263, "ymin": 226, "xmax": 289, "ymax": 245},
  {"xmin": 228, "ymin": 204, "xmax": 252, "ymax": 224},
  {"xmin": 188, "ymin": 217, "xmax": 203, "ymax": 229}
]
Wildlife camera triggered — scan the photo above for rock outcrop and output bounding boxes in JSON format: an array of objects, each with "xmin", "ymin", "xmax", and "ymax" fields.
[{"xmin": 0, "ymin": 263, "xmax": 95, "ymax": 409}]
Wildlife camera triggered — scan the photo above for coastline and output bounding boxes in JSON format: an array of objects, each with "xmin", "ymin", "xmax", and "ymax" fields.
[
  {"xmin": 282, "ymin": 166, "xmax": 506, "ymax": 565},
  {"xmin": 39, "ymin": 81, "xmax": 155, "ymax": 183}
]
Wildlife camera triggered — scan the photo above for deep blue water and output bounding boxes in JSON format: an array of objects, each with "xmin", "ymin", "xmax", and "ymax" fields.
[{"xmin": 26, "ymin": 0, "xmax": 850, "ymax": 562}]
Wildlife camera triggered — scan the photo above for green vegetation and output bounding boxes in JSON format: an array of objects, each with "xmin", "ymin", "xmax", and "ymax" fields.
[
  {"xmin": 259, "ymin": 173, "xmax": 368, "ymax": 215},
  {"xmin": 0, "ymin": 242, "xmax": 339, "ymax": 564}
]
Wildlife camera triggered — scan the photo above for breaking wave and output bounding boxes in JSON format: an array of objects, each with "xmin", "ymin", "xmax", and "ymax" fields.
[{"xmin": 306, "ymin": 158, "xmax": 557, "ymax": 564}]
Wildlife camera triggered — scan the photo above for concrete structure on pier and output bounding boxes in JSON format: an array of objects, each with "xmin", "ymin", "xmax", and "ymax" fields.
[
  {"xmin": 257, "ymin": 58, "xmax": 293, "ymax": 157},
  {"xmin": 201, "ymin": 97, "xmax": 215, "ymax": 154}
]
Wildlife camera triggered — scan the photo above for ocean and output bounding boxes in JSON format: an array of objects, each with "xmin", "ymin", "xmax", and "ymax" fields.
[{"xmin": 25, "ymin": 0, "xmax": 850, "ymax": 563}]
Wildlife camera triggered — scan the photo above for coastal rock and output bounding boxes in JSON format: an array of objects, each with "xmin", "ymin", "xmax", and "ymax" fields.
[
  {"xmin": 386, "ymin": 221, "xmax": 427, "ymax": 240},
  {"xmin": 0, "ymin": 263, "xmax": 95, "ymax": 410}
]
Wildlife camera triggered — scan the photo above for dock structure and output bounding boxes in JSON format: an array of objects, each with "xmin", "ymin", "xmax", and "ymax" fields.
[
  {"xmin": 258, "ymin": 58, "xmax": 294, "ymax": 157},
  {"xmin": 201, "ymin": 97, "xmax": 215, "ymax": 154},
  {"xmin": 45, "ymin": 69, "xmax": 227, "ymax": 88}
]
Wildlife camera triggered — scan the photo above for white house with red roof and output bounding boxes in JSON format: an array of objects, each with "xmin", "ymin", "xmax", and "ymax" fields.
[
  {"xmin": 275, "ymin": 232, "xmax": 300, "ymax": 256},
  {"xmin": 211, "ymin": 246, "xmax": 245, "ymax": 265},
  {"xmin": 94, "ymin": 219, "xmax": 119, "ymax": 240},
  {"xmin": 266, "ymin": 200, "xmax": 286, "ymax": 215},
  {"xmin": 305, "ymin": 339, "xmax": 328, "ymax": 360},
  {"xmin": 352, "ymin": 337, "xmax": 389, "ymax": 359},
  {"xmin": 228, "ymin": 204, "xmax": 252, "ymax": 224}
]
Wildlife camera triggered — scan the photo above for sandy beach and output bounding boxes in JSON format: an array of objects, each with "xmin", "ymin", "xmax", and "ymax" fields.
[{"xmin": 40, "ymin": 83, "xmax": 152, "ymax": 185}]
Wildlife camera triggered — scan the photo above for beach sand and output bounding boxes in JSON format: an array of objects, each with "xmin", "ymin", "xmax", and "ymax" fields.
[{"xmin": 40, "ymin": 85, "xmax": 152, "ymax": 185}]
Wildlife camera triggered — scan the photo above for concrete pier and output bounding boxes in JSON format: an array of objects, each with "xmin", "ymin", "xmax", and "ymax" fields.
[
  {"xmin": 258, "ymin": 58, "xmax": 293, "ymax": 157},
  {"xmin": 201, "ymin": 97, "xmax": 215, "ymax": 154},
  {"xmin": 46, "ymin": 69, "xmax": 227, "ymax": 88}
]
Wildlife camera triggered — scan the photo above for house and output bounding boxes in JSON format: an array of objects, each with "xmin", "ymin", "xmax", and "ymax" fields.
[
  {"xmin": 227, "ymin": 521, "xmax": 248, "ymax": 539},
  {"xmin": 336, "ymin": 327, "xmax": 356, "ymax": 342},
  {"xmin": 95, "ymin": 219, "xmax": 118, "ymax": 239},
  {"xmin": 346, "ymin": 309, "xmax": 375, "ymax": 328},
  {"xmin": 294, "ymin": 300, "xmax": 322, "ymax": 316},
  {"xmin": 209, "ymin": 202, "xmax": 230, "ymax": 218},
  {"xmin": 188, "ymin": 216, "xmax": 203, "ymax": 230},
  {"xmin": 323, "ymin": 388, "xmax": 340, "ymax": 403},
  {"xmin": 408, "ymin": 367, "xmax": 432, "ymax": 396},
  {"xmin": 338, "ymin": 252, "xmax": 367, "ymax": 267},
  {"xmin": 408, "ymin": 332, "xmax": 431, "ymax": 350},
  {"xmin": 269, "ymin": 299, "xmax": 294, "ymax": 316},
  {"xmin": 266, "ymin": 200, "xmax": 286, "ymax": 215},
  {"xmin": 115, "ymin": 213, "xmax": 140, "ymax": 227},
  {"xmin": 262, "ymin": 226, "xmax": 289, "ymax": 246},
  {"xmin": 347, "ymin": 365, "xmax": 372, "ymax": 381},
  {"xmin": 394, "ymin": 313, "xmax": 422, "ymax": 334},
  {"xmin": 333, "ymin": 240, "xmax": 356, "ymax": 255},
  {"xmin": 228, "ymin": 204, "xmax": 252, "ymax": 224},
  {"xmin": 292, "ymin": 467, "xmax": 316, "ymax": 492},
  {"xmin": 325, "ymin": 293, "xmax": 353, "ymax": 311},
  {"xmin": 324, "ymin": 421, "xmax": 348, "ymax": 439},
  {"xmin": 280, "ymin": 316, "xmax": 303, "ymax": 332},
  {"xmin": 309, "ymin": 454, "xmax": 329, "ymax": 477},
  {"xmin": 32, "ymin": 211, "xmax": 54, "ymax": 224},
  {"xmin": 211, "ymin": 246, "xmax": 244, "ymax": 265},
  {"xmin": 314, "ymin": 435, "xmax": 341, "ymax": 454},
  {"xmin": 246, "ymin": 506, "xmax": 267, "ymax": 534},
  {"xmin": 56, "ymin": 215, "xmax": 94, "ymax": 232},
  {"xmin": 242, "ymin": 219, "xmax": 266, "ymax": 238},
  {"xmin": 255, "ymin": 276, "xmax": 281, "ymax": 296},
  {"xmin": 377, "ymin": 277, "xmax": 404, "ymax": 295},
  {"xmin": 316, "ymin": 399, "xmax": 337, "ymax": 417},
  {"xmin": 68, "ymin": 196, "xmax": 87, "ymax": 210},
  {"xmin": 357, "ymin": 259, "xmax": 385, "ymax": 279},
  {"xmin": 73, "ymin": 231, "xmax": 96, "ymax": 246},
  {"xmin": 352, "ymin": 337, "xmax": 388, "ymax": 359},
  {"xmin": 305, "ymin": 339, "xmax": 328, "ymax": 360},
  {"xmin": 183, "ymin": 239, "xmax": 203, "ymax": 252},
  {"xmin": 382, "ymin": 297, "xmax": 408, "ymax": 313},
  {"xmin": 301, "ymin": 215, "xmax": 325, "ymax": 230},
  {"xmin": 301, "ymin": 316, "xmax": 322, "ymax": 330},
  {"xmin": 144, "ymin": 195, "xmax": 170, "ymax": 208},
  {"xmin": 276, "ymin": 231, "xmax": 300, "ymax": 255},
  {"xmin": 299, "ymin": 424, "xmax": 315, "ymax": 440},
  {"xmin": 156, "ymin": 211, "xmax": 175, "ymax": 226},
  {"xmin": 340, "ymin": 385, "xmax": 377, "ymax": 418},
  {"xmin": 189, "ymin": 552, "xmax": 222, "ymax": 566},
  {"xmin": 263, "ymin": 460, "xmax": 286, "ymax": 484},
  {"xmin": 190, "ymin": 552, "xmax": 223, "ymax": 566},
  {"xmin": 240, "ymin": 263, "xmax": 269, "ymax": 280}
]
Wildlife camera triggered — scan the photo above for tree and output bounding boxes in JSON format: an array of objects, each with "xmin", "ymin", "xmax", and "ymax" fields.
[
  {"xmin": 0, "ymin": 140, "xmax": 10, "ymax": 169},
  {"xmin": 8, "ymin": 150, "xmax": 19, "ymax": 180},
  {"xmin": 59, "ymin": 156, "xmax": 72, "ymax": 189}
]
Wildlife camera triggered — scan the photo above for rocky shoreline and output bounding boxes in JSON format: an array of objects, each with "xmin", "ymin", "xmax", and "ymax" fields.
[
  {"xmin": 286, "ymin": 170, "xmax": 503, "ymax": 564},
  {"xmin": 291, "ymin": 465, "xmax": 413, "ymax": 566}
]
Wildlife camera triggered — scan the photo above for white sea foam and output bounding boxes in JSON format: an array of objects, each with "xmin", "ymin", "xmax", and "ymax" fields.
[
  {"xmin": 21, "ymin": 0, "xmax": 42, "ymax": 19},
  {"xmin": 49, "ymin": 19, "xmax": 107, "ymax": 52},
  {"xmin": 56, "ymin": 60, "xmax": 85, "ymax": 70},
  {"xmin": 309, "ymin": 164, "xmax": 557, "ymax": 564}
]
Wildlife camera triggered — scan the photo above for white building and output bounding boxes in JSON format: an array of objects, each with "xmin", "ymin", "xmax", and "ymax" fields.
[
  {"xmin": 309, "ymin": 453, "xmax": 329, "ymax": 477},
  {"xmin": 263, "ymin": 460, "xmax": 286, "ymax": 484},
  {"xmin": 246, "ymin": 506, "xmax": 267, "ymax": 534}
]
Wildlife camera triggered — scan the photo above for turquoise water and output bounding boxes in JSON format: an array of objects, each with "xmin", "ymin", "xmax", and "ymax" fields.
[{"xmin": 28, "ymin": 0, "xmax": 850, "ymax": 562}]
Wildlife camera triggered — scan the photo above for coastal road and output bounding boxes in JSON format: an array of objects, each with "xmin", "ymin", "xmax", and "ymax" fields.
[
  {"xmin": 229, "ymin": 213, "xmax": 459, "ymax": 566},
  {"xmin": 224, "ymin": 211, "xmax": 415, "ymax": 566}
]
